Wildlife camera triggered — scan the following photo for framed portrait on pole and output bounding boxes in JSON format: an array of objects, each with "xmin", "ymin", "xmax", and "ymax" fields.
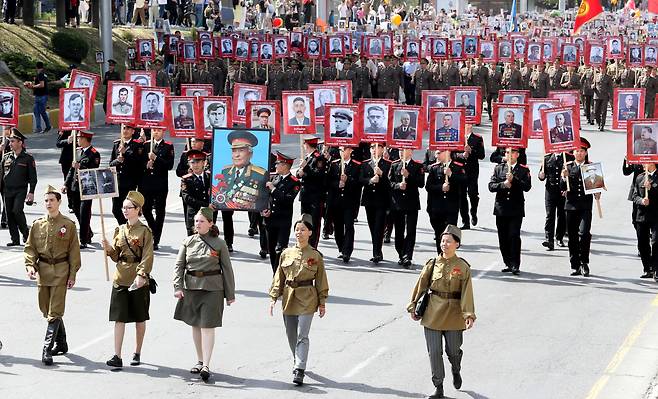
[
  {"xmin": 560, "ymin": 43, "xmax": 580, "ymax": 67},
  {"xmin": 404, "ymin": 39, "xmax": 421, "ymax": 62},
  {"xmin": 492, "ymin": 103, "xmax": 529, "ymax": 148},
  {"xmin": 166, "ymin": 96, "xmax": 199, "ymax": 138},
  {"xmin": 282, "ymin": 91, "xmax": 315, "ymax": 134},
  {"xmin": 246, "ymin": 100, "xmax": 281, "ymax": 144},
  {"xmin": 365, "ymin": 36, "xmax": 385, "ymax": 59},
  {"xmin": 0, "ymin": 87, "xmax": 19, "ymax": 127},
  {"xmin": 136, "ymin": 39, "xmax": 155, "ymax": 63},
  {"xmin": 59, "ymin": 87, "xmax": 90, "ymax": 131},
  {"xmin": 323, "ymin": 103, "xmax": 360, "ymax": 147},
  {"xmin": 198, "ymin": 38, "xmax": 215, "ymax": 60},
  {"xmin": 259, "ymin": 41, "xmax": 274, "ymax": 64},
  {"xmin": 606, "ymin": 36, "xmax": 624, "ymax": 60},
  {"xmin": 305, "ymin": 36, "xmax": 322, "ymax": 58},
  {"xmin": 613, "ymin": 88, "xmax": 645, "ymax": 130},
  {"xmin": 542, "ymin": 38, "xmax": 557, "ymax": 63},
  {"xmin": 548, "ymin": 90, "xmax": 580, "ymax": 107},
  {"xmin": 645, "ymin": 44, "xmax": 658, "ymax": 68},
  {"xmin": 449, "ymin": 38, "xmax": 464, "ymax": 61},
  {"xmin": 69, "ymin": 69, "xmax": 101, "ymax": 103},
  {"xmin": 273, "ymin": 36, "xmax": 290, "ymax": 59},
  {"xmin": 232, "ymin": 83, "xmax": 267, "ymax": 124},
  {"xmin": 309, "ymin": 84, "xmax": 340, "ymax": 125},
  {"xmin": 235, "ymin": 39, "xmax": 249, "ymax": 61},
  {"xmin": 105, "ymin": 81, "xmax": 137, "ymax": 124},
  {"xmin": 135, "ymin": 86, "xmax": 169, "ymax": 129},
  {"xmin": 428, "ymin": 107, "xmax": 466, "ymax": 152},
  {"xmin": 422, "ymin": 89, "xmax": 451, "ymax": 127},
  {"xmin": 497, "ymin": 39, "xmax": 513, "ymax": 63},
  {"xmin": 79, "ymin": 167, "xmax": 119, "ymax": 200},
  {"xmin": 463, "ymin": 36, "xmax": 478, "ymax": 59},
  {"xmin": 498, "ymin": 90, "xmax": 531, "ymax": 104},
  {"xmin": 219, "ymin": 37, "xmax": 234, "ymax": 58},
  {"xmin": 125, "ymin": 70, "xmax": 156, "ymax": 87},
  {"xmin": 585, "ymin": 41, "xmax": 606, "ymax": 68},
  {"xmin": 628, "ymin": 44, "xmax": 644, "ymax": 67},
  {"xmin": 525, "ymin": 41, "xmax": 543, "ymax": 65},
  {"xmin": 387, "ymin": 105, "xmax": 423, "ymax": 149},
  {"xmin": 210, "ymin": 127, "xmax": 271, "ymax": 211},
  {"xmin": 327, "ymin": 35, "xmax": 345, "ymax": 57},
  {"xmin": 451, "ymin": 86, "xmax": 482, "ymax": 125},
  {"xmin": 359, "ymin": 99, "xmax": 393, "ymax": 143},
  {"xmin": 627, "ymin": 119, "xmax": 658, "ymax": 163},
  {"xmin": 540, "ymin": 105, "xmax": 581, "ymax": 153},
  {"xmin": 198, "ymin": 96, "xmax": 233, "ymax": 139},
  {"xmin": 479, "ymin": 40, "xmax": 496, "ymax": 63},
  {"xmin": 581, "ymin": 162, "xmax": 607, "ymax": 195},
  {"xmin": 529, "ymin": 98, "xmax": 561, "ymax": 139},
  {"xmin": 181, "ymin": 84, "xmax": 214, "ymax": 98},
  {"xmin": 290, "ymin": 31, "xmax": 303, "ymax": 53},
  {"xmin": 181, "ymin": 41, "xmax": 198, "ymax": 63}
]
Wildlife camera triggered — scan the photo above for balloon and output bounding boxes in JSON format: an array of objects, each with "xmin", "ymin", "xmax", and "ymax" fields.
[
  {"xmin": 316, "ymin": 18, "xmax": 327, "ymax": 31},
  {"xmin": 391, "ymin": 14, "xmax": 402, "ymax": 26},
  {"xmin": 273, "ymin": 17, "xmax": 283, "ymax": 28}
]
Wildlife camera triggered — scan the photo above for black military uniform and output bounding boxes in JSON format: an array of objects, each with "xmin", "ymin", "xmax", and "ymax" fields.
[
  {"xmin": 487, "ymin": 66, "xmax": 503, "ymax": 120},
  {"xmin": 637, "ymin": 68, "xmax": 658, "ymax": 118},
  {"xmin": 109, "ymin": 131, "xmax": 146, "ymax": 225},
  {"xmin": 631, "ymin": 167, "xmax": 658, "ymax": 279},
  {"xmin": 561, "ymin": 139, "xmax": 595, "ymax": 276},
  {"xmin": 624, "ymin": 158, "xmax": 645, "ymax": 256},
  {"xmin": 361, "ymin": 153, "xmax": 392, "ymax": 263},
  {"xmin": 180, "ymin": 150, "xmax": 211, "ymax": 236},
  {"xmin": 327, "ymin": 156, "xmax": 364, "ymax": 263},
  {"xmin": 488, "ymin": 156, "xmax": 531, "ymax": 274},
  {"xmin": 1, "ymin": 129, "xmax": 37, "ymax": 245},
  {"xmin": 140, "ymin": 137, "xmax": 175, "ymax": 249},
  {"xmin": 454, "ymin": 132, "xmax": 486, "ymax": 228},
  {"xmin": 263, "ymin": 153, "xmax": 300, "ymax": 273},
  {"xmin": 64, "ymin": 131, "xmax": 100, "ymax": 247},
  {"xmin": 539, "ymin": 153, "xmax": 573, "ymax": 250},
  {"xmin": 56, "ymin": 130, "xmax": 74, "ymax": 212},
  {"xmin": 426, "ymin": 159, "xmax": 467, "ymax": 254},
  {"xmin": 296, "ymin": 138, "xmax": 328, "ymax": 248},
  {"xmin": 389, "ymin": 157, "xmax": 425, "ymax": 267}
]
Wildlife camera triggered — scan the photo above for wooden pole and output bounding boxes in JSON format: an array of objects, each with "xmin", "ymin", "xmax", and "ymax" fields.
[
  {"xmin": 72, "ymin": 130, "xmax": 78, "ymax": 163},
  {"xmin": 596, "ymin": 197, "xmax": 603, "ymax": 218},
  {"xmin": 266, "ymin": 64, "xmax": 269, "ymax": 83},
  {"xmin": 563, "ymin": 152, "xmax": 570, "ymax": 191},
  {"xmin": 282, "ymin": 58, "xmax": 285, "ymax": 72},
  {"xmin": 98, "ymin": 197, "xmax": 110, "ymax": 281}
]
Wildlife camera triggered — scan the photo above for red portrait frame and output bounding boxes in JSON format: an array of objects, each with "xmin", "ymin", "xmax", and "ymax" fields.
[
  {"xmin": 327, "ymin": 35, "xmax": 345, "ymax": 58},
  {"xmin": 245, "ymin": 100, "xmax": 281, "ymax": 144},
  {"xmin": 198, "ymin": 38, "xmax": 215, "ymax": 60},
  {"xmin": 166, "ymin": 35, "xmax": 180, "ymax": 56},
  {"xmin": 428, "ymin": 107, "xmax": 466, "ymax": 152},
  {"xmin": 548, "ymin": 90, "xmax": 581, "ymax": 108},
  {"xmin": 645, "ymin": 44, "xmax": 658, "ymax": 68},
  {"xmin": 181, "ymin": 41, "xmax": 198, "ymax": 63},
  {"xmin": 248, "ymin": 38, "xmax": 260, "ymax": 62},
  {"xmin": 323, "ymin": 103, "xmax": 360, "ymax": 147},
  {"xmin": 136, "ymin": 39, "xmax": 155, "ymax": 63},
  {"xmin": 234, "ymin": 39, "xmax": 249, "ymax": 61},
  {"xmin": 125, "ymin": 70, "xmax": 156, "ymax": 87},
  {"xmin": 606, "ymin": 36, "xmax": 624, "ymax": 60},
  {"xmin": 105, "ymin": 81, "xmax": 137, "ymax": 124},
  {"xmin": 613, "ymin": 88, "xmax": 645, "ymax": 130},
  {"xmin": 542, "ymin": 38, "xmax": 557, "ymax": 63},
  {"xmin": 135, "ymin": 86, "xmax": 170, "ymax": 129},
  {"xmin": 198, "ymin": 96, "xmax": 233, "ymax": 140},
  {"xmin": 305, "ymin": 36, "xmax": 322, "ymax": 59},
  {"xmin": 492, "ymin": 103, "xmax": 529, "ymax": 149},
  {"xmin": 627, "ymin": 119, "xmax": 658, "ymax": 164},
  {"xmin": 166, "ymin": 96, "xmax": 200, "ymax": 138},
  {"xmin": 59, "ymin": 87, "xmax": 90, "ymax": 131},
  {"xmin": 181, "ymin": 84, "xmax": 214, "ymax": 98},
  {"xmin": 358, "ymin": 99, "xmax": 394, "ymax": 143},
  {"xmin": 387, "ymin": 104, "xmax": 424, "ymax": 150},
  {"xmin": 540, "ymin": 105, "xmax": 581, "ymax": 153},
  {"xmin": 627, "ymin": 44, "xmax": 644, "ymax": 67},
  {"xmin": 560, "ymin": 43, "xmax": 580, "ymax": 67},
  {"xmin": 232, "ymin": 83, "xmax": 267, "ymax": 125},
  {"xmin": 282, "ymin": 91, "xmax": 316, "ymax": 135},
  {"xmin": 273, "ymin": 36, "xmax": 290, "ymax": 59},
  {"xmin": 365, "ymin": 36, "xmax": 385, "ymax": 59},
  {"xmin": 585, "ymin": 41, "xmax": 606, "ymax": 68},
  {"xmin": 529, "ymin": 98, "xmax": 561, "ymax": 140},
  {"xmin": 69, "ymin": 69, "xmax": 101, "ymax": 103},
  {"xmin": 463, "ymin": 36, "xmax": 478, "ymax": 59},
  {"xmin": 498, "ymin": 90, "xmax": 531, "ymax": 104},
  {"xmin": 309, "ymin": 84, "xmax": 341, "ymax": 126},
  {"xmin": 218, "ymin": 36, "xmax": 234, "ymax": 58},
  {"xmin": 497, "ymin": 39, "xmax": 513, "ymax": 63},
  {"xmin": 449, "ymin": 38, "xmax": 464, "ymax": 61},
  {"xmin": 451, "ymin": 86, "xmax": 482, "ymax": 125},
  {"xmin": 0, "ymin": 86, "xmax": 19, "ymax": 127}
]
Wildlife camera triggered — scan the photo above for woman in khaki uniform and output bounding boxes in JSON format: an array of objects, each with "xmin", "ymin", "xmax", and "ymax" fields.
[
  {"xmin": 174, "ymin": 207, "xmax": 236, "ymax": 382},
  {"xmin": 408, "ymin": 225, "xmax": 476, "ymax": 399},
  {"xmin": 102, "ymin": 191, "xmax": 154, "ymax": 369},
  {"xmin": 269, "ymin": 214, "xmax": 329, "ymax": 386}
]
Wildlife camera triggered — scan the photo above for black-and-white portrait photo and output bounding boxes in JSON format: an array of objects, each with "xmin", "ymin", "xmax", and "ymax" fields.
[
  {"xmin": 79, "ymin": 170, "xmax": 98, "ymax": 198},
  {"xmin": 96, "ymin": 168, "xmax": 117, "ymax": 196},
  {"xmin": 221, "ymin": 38, "xmax": 234, "ymax": 55},
  {"xmin": 363, "ymin": 104, "xmax": 388, "ymax": 134},
  {"xmin": 0, "ymin": 91, "xmax": 14, "ymax": 118},
  {"xmin": 140, "ymin": 90, "xmax": 164, "ymax": 121},
  {"xmin": 432, "ymin": 38, "xmax": 447, "ymax": 57},
  {"xmin": 369, "ymin": 37, "xmax": 384, "ymax": 56},
  {"xmin": 451, "ymin": 39, "xmax": 463, "ymax": 58},
  {"xmin": 498, "ymin": 40, "xmax": 512, "ymax": 58},
  {"xmin": 249, "ymin": 40, "xmax": 260, "ymax": 59},
  {"xmin": 290, "ymin": 32, "xmax": 302, "ymax": 48},
  {"xmin": 329, "ymin": 108, "xmax": 355, "ymax": 138},
  {"xmin": 313, "ymin": 88, "xmax": 337, "ymax": 117},
  {"xmin": 200, "ymin": 40, "xmax": 213, "ymax": 57},
  {"xmin": 237, "ymin": 88, "xmax": 263, "ymax": 116},
  {"xmin": 111, "ymin": 85, "xmax": 134, "ymax": 116},
  {"xmin": 138, "ymin": 40, "xmax": 153, "ymax": 58},
  {"xmin": 204, "ymin": 100, "xmax": 229, "ymax": 130},
  {"xmin": 392, "ymin": 109, "xmax": 419, "ymax": 140},
  {"xmin": 183, "ymin": 42, "xmax": 197, "ymax": 60},
  {"xmin": 274, "ymin": 38, "xmax": 288, "ymax": 55},
  {"xmin": 260, "ymin": 42, "xmax": 273, "ymax": 60},
  {"xmin": 307, "ymin": 38, "xmax": 321, "ymax": 56},
  {"xmin": 172, "ymin": 100, "xmax": 195, "ymax": 130},
  {"xmin": 329, "ymin": 37, "xmax": 343, "ymax": 54},
  {"xmin": 589, "ymin": 45, "xmax": 605, "ymax": 64},
  {"xmin": 235, "ymin": 40, "xmax": 249, "ymax": 58},
  {"xmin": 63, "ymin": 92, "xmax": 85, "ymax": 122},
  {"xmin": 456, "ymin": 91, "xmax": 476, "ymax": 117}
]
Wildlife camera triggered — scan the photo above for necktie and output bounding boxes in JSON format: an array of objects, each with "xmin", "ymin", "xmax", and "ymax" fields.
[
  {"xmin": 197, "ymin": 175, "xmax": 203, "ymax": 185},
  {"xmin": 235, "ymin": 170, "xmax": 241, "ymax": 179}
]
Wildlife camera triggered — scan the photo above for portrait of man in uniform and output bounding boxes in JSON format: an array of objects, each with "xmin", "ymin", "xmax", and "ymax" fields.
[
  {"xmin": 433, "ymin": 39, "xmax": 446, "ymax": 56},
  {"xmin": 646, "ymin": 47, "xmax": 657, "ymax": 63},
  {"xmin": 543, "ymin": 42, "xmax": 553, "ymax": 60},
  {"xmin": 406, "ymin": 41, "xmax": 419, "ymax": 57},
  {"xmin": 169, "ymin": 36, "xmax": 179, "ymax": 54},
  {"xmin": 173, "ymin": 101, "xmax": 195, "ymax": 130},
  {"xmin": 581, "ymin": 163, "xmax": 606, "ymax": 192},
  {"xmin": 527, "ymin": 44, "xmax": 541, "ymax": 62},
  {"xmin": 499, "ymin": 41, "xmax": 512, "ymax": 58},
  {"xmin": 249, "ymin": 41, "xmax": 260, "ymax": 59},
  {"xmin": 392, "ymin": 110, "xmax": 418, "ymax": 140},
  {"xmin": 609, "ymin": 38, "xmax": 622, "ymax": 55},
  {"xmin": 96, "ymin": 168, "xmax": 117, "ymax": 196},
  {"xmin": 630, "ymin": 46, "xmax": 642, "ymax": 64},
  {"xmin": 548, "ymin": 112, "xmax": 574, "ymax": 143},
  {"xmin": 184, "ymin": 43, "xmax": 196, "ymax": 60},
  {"xmin": 364, "ymin": 104, "xmax": 388, "ymax": 134},
  {"xmin": 79, "ymin": 170, "xmax": 98, "ymax": 197},
  {"xmin": 563, "ymin": 45, "xmax": 577, "ymax": 62},
  {"xmin": 428, "ymin": 95, "xmax": 449, "ymax": 109},
  {"xmin": 112, "ymin": 86, "xmax": 133, "ymax": 115},
  {"xmin": 200, "ymin": 40, "xmax": 213, "ymax": 56},
  {"xmin": 290, "ymin": 32, "xmax": 302, "ymax": 48},
  {"xmin": 589, "ymin": 46, "xmax": 604, "ymax": 64},
  {"xmin": 497, "ymin": 109, "xmax": 522, "ymax": 139},
  {"xmin": 64, "ymin": 93, "xmax": 85, "ymax": 122},
  {"xmin": 435, "ymin": 112, "xmax": 459, "ymax": 142},
  {"xmin": 131, "ymin": 75, "xmax": 150, "ymax": 87},
  {"xmin": 205, "ymin": 102, "xmax": 227, "ymax": 130},
  {"xmin": 451, "ymin": 40, "xmax": 463, "ymax": 58},
  {"xmin": 503, "ymin": 95, "xmax": 524, "ymax": 104},
  {"xmin": 329, "ymin": 109, "xmax": 354, "ymax": 138},
  {"xmin": 288, "ymin": 96, "xmax": 311, "ymax": 126},
  {"xmin": 456, "ymin": 92, "xmax": 476, "ymax": 117},
  {"xmin": 634, "ymin": 125, "xmax": 658, "ymax": 155},
  {"xmin": 464, "ymin": 37, "xmax": 477, "ymax": 55},
  {"xmin": 0, "ymin": 91, "xmax": 14, "ymax": 118},
  {"xmin": 532, "ymin": 103, "xmax": 552, "ymax": 131},
  {"xmin": 236, "ymin": 41, "xmax": 248, "ymax": 57},
  {"xmin": 618, "ymin": 94, "xmax": 639, "ymax": 120},
  {"xmin": 251, "ymin": 107, "xmax": 274, "ymax": 129},
  {"xmin": 330, "ymin": 38, "xmax": 343, "ymax": 54},
  {"xmin": 141, "ymin": 91, "xmax": 164, "ymax": 121},
  {"xmin": 369, "ymin": 38, "xmax": 383, "ymax": 56}
]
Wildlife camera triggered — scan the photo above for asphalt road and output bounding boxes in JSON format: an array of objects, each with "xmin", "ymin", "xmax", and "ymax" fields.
[{"xmin": 1, "ymin": 116, "xmax": 658, "ymax": 399}]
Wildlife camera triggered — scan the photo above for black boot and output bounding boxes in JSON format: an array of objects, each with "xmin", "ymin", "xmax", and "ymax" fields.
[
  {"xmin": 42, "ymin": 319, "xmax": 60, "ymax": 366},
  {"xmin": 292, "ymin": 368, "xmax": 305, "ymax": 385},
  {"xmin": 51, "ymin": 320, "xmax": 68, "ymax": 356},
  {"xmin": 428, "ymin": 384, "xmax": 444, "ymax": 398}
]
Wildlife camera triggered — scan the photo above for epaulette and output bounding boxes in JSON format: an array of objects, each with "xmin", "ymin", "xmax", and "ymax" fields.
[
  {"xmin": 113, "ymin": 138, "xmax": 121, "ymax": 143},
  {"xmin": 459, "ymin": 257, "xmax": 472, "ymax": 269},
  {"xmin": 251, "ymin": 165, "xmax": 267, "ymax": 175},
  {"xmin": 382, "ymin": 158, "xmax": 392, "ymax": 163},
  {"xmin": 392, "ymin": 159, "xmax": 401, "ymax": 163},
  {"xmin": 290, "ymin": 175, "xmax": 299, "ymax": 182},
  {"xmin": 352, "ymin": 160, "xmax": 362, "ymax": 165},
  {"xmin": 90, "ymin": 147, "xmax": 98, "ymax": 153},
  {"xmin": 453, "ymin": 161, "xmax": 464, "ymax": 167},
  {"xmin": 183, "ymin": 173, "xmax": 193, "ymax": 178},
  {"xmin": 471, "ymin": 133, "xmax": 482, "ymax": 137},
  {"xmin": 134, "ymin": 139, "xmax": 144, "ymax": 143}
]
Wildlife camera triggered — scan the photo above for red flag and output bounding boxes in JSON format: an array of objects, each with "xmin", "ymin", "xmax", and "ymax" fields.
[
  {"xmin": 574, "ymin": 0, "xmax": 604, "ymax": 34},
  {"xmin": 625, "ymin": 0, "xmax": 636, "ymax": 9},
  {"xmin": 650, "ymin": 0, "xmax": 658, "ymax": 14}
]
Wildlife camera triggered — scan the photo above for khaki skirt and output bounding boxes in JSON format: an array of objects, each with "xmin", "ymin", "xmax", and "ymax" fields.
[
  {"xmin": 109, "ymin": 285, "xmax": 150, "ymax": 323},
  {"xmin": 174, "ymin": 289, "xmax": 225, "ymax": 328}
]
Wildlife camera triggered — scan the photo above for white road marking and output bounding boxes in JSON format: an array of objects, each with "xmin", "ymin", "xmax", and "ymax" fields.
[
  {"xmin": 342, "ymin": 346, "xmax": 388, "ymax": 379},
  {"xmin": 70, "ymin": 330, "xmax": 113, "ymax": 354}
]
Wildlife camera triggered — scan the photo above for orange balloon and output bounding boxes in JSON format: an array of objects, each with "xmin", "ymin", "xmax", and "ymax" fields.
[
  {"xmin": 316, "ymin": 18, "xmax": 327, "ymax": 30},
  {"xmin": 391, "ymin": 14, "xmax": 402, "ymax": 26},
  {"xmin": 273, "ymin": 17, "xmax": 283, "ymax": 28}
]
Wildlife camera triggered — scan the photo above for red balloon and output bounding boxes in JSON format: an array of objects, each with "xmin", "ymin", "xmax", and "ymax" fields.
[{"xmin": 273, "ymin": 17, "xmax": 283, "ymax": 28}]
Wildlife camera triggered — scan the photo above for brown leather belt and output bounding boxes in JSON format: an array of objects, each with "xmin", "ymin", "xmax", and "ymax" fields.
[
  {"xmin": 38, "ymin": 256, "xmax": 68, "ymax": 265},
  {"xmin": 430, "ymin": 290, "xmax": 461, "ymax": 299},
  {"xmin": 119, "ymin": 255, "xmax": 141, "ymax": 262},
  {"xmin": 286, "ymin": 280, "xmax": 314, "ymax": 288},
  {"xmin": 186, "ymin": 270, "xmax": 222, "ymax": 277}
]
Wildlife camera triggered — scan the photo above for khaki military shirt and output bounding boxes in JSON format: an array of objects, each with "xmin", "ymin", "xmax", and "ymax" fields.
[
  {"xmin": 106, "ymin": 220, "xmax": 154, "ymax": 287},
  {"xmin": 24, "ymin": 213, "xmax": 81, "ymax": 286},
  {"xmin": 174, "ymin": 233, "xmax": 235, "ymax": 298},
  {"xmin": 269, "ymin": 244, "xmax": 329, "ymax": 316},
  {"xmin": 407, "ymin": 255, "xmax": 476, "ymax": 331}
]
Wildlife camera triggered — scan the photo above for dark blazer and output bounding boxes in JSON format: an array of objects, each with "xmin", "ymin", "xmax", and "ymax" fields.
[
  {"xmin": 561, "ymin": 161, "xmax": 594, "ymax": 211},
  {"xmin": 632, "ymin": 171, "xmax": 658, "ymax": 224},
  {"xmin": 140, "ymin": 140, "xmax": 175, "ymax": 192},
  {"xmin": 389, "ymin": 159, "xmax": 425, "ymax": 211},
  {"xmin": 360, "ymin": 158, "xmax": 392, "ymax": 208},
  {"xmin": 488, "ymin": 162, "xmax": 532, "ymax": 217},
  {"xmin": 426, "ymin": 161, "xmax": 467, "ymax": 215},
  {"xmin": 297, "ymin": 150, "xmax": 328, "ymax": 204},
  {"xmin": 327, "ymin": 159, "xmax": 365, "ymax": 209},
  {"xmin": 110, "ymin": 139, "xmax": 147, "ymax": 190},
  {"xmin": 266, "ymin": 173, "xmax": 300, "ymax": 225}
]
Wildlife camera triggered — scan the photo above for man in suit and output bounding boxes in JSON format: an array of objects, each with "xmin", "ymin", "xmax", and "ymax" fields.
[
  {"xmin": 296, "ymin": 136, "xmax": 328, "ymax": 248},
  {"xmin": 393, "ymin": 112, "xmax": 416, "ymax": 140},
  {"xmin": 549, "ymin": 113, "xmax": 574, "ymax": 143},
  {"xmin": 64, "ymin": 94, "xmax": 84, "ymax": 122},
  {"xmin": 288, "ymin": 96, "xmax": 311, "ymax": 126},
  {"xmin": 361, "ymin": 142, "xmax": 392, "ymax": 263},
  {"xmin": 646, "ymin": 47, "xmax": 657, "ymax": 63},
  {"xmin": 528, "ymin": 45, "xmax": 541, "ymax": 62},
  {"xmin": 452, "ymin": 125, "xmax": 486, "ymax": 229},
  {"xmin": 222, "ymin": 40, "xmax": 233, "ymax": 54},
  {"xmin": 619, "ymin": 94, "xmax": 639, "ymax": 121},
  {"xmin": 498, "ymin": 110, "xmax": 522, "ymax": 139},
  {"xmin": 634, "ymin": 126, "xmax": 658, "ymax": 154},
  {"xmin": 407, "ymin": 42, "xmax": 419, "ymax": 57},
  {"xmin": 140, "ymin": 41, "xmax": 152, "ymax": 58},
  {"xmin": 236, "ymin": 43, "xmax": 248, "ymax": 57},
  {"xmin": 180, "ymin": 150, "xmax": 211, "ymax": 236},
  {"xmin": 141, "ymin": 92, "xmax": 164, "ymax": 120},
  {"xmin": 365, "ymin": 106, "xmax": 387, "ymax": 134},
  {"xmin": 610, "ymin": 39, "xmax": 622, "ymax": 55},
  {"xmin": 261, "ymin": 45, "xmax": 273, "ymax": 59},
  {"xmin": 201, "ymin": 42, "xmax": 213, "ymax": 56},
  {"xmin": 435, "ymin": 113, "xmax": 459, "ymax": 142}
]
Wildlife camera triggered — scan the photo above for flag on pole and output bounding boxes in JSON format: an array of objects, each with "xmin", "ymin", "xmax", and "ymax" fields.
[
  {"xmin": 574, "ymin": 0, "xmax": 604, "ymax": 34},
  {"xmin": 624, "ymin": 0, "xmax": 636, "ymax": 10},
  {"xmin": 509, "ymin": 0, "xmax": 518, "ymax": 32}
]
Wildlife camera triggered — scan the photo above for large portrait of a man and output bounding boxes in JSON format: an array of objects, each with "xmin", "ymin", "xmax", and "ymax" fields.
[
  {"xmin": 245, "ymin": 100, "xmax": 281, "ymax": 144},
  {"xmin": 450, "ymin": 38, "xmax": 463, "ymax": 59},
  {"xmin": 220, "ymin": 37, "xmax": 234, "ymax": 57},
  {"xmin": 69, "ymin": 70, "xmax": 100, "ymax": 103},
  {"xmin": 633, "ymin": 124, "xmax": 658, "ymax": 155},
  {"xmin": 199, "ymin": 96, "xmax": 232, "ymax": 139},
  {"xmin": 392, "ymin": 110, "xmax": 418, "ymax": 140},
  {"xmin": 387, "ymin": 105, "xmax": 423, "ymax": 149},
  {"xmin": 136, "ymin": 86, "xmax": 169, "ymax": 128},
  {"xmin": 235, "ymin": 39, "xmax": 249, "ymax": 60},
  {"xmin": 59, "ymin": 87, "xmax": 90, "ymax": 130},
  {"xmin": 274, "ymin": 37, "xmax": 289, "ymax": 58},
  {"xmin": 613, "ymin": 88, "xmax": 645, "ymax": 130},
  {"xmin": 137, "ymin": 39, "xmax": 155, "ymax": 62},
  {"xmin": 367, "ymin": 37, "xmax": 384, "ymax": 58},
  {"xmin": 288, "ymin": 96, "xmax": 311, "ymax": 126},
  {"xmin": 172, "ymin": 99, "xmax": 196, "ymax": 130},
  {"xmin": 106, "ymin": 82, "xmax": 136, "ymax": 124},
  {"xmin": 497, "ymin": 109, "xmax": 523, "ymax": 139},
  {"xmin": 282, "ymin": 90, "xmax": 315, "ymax": 134},
  {"xmin": 211, "ymin": 128, "xmax": 271, "ymax": 212},
  {"xmin": 580, "ymin": 162, "xmax": 606, "ymax": 194},
  {"xmin": 328, "ymin": 107, "xmax": 354, "ymax": 138},
  {"xmin": 492, "ymin": 103, "xmax": 528, "ymax": 148},
  {"xmin": 306, "ymin": 37, "xmax": 321, "ymax": 57},
  {"xmin": 541, "ymin": 105, "xmax": 581, "ymax": 153},
  {"xmin": 428, "ymin": 107, "xmax": 465, "ymax": 151}
]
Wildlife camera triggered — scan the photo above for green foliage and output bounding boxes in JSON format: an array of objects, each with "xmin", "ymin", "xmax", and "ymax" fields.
[
  {"xmin": 121, "ymin": 30, "xmax": 135, "ymax": 43},
  {"xmin": 51, "ymin": 31, "xmax": 90, "ymax": 63}
]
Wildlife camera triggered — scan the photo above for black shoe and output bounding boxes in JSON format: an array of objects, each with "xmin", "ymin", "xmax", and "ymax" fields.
[
  {"xmin": 322, "ymin": 233, "xmax": 330, "ymax": 239},
  {"xmin": 471, "ymin": 215, "xmax": 478, "ymax": 226},
  {"xmin": 0, "ymin": 223, "xmax": 6, "ymax": 229},
  {"xmin": 460, "ymin": 224, "xmax": 470, "ymax": 230},
  {"xmin": 227, "ymin": 245, "xmax": 234, "ymax": 252},
  {"xmin": 7, "ymin": 242, "xmax": 21, "ymax": 247},
  {"xmin": 383, "ymin": 236, "xmax": 391, "ymax": 243},
  {"xmin": 582, "ymin": 263, "xmax": 590, "ymax": 277},
  {"xmin": 292, "ymin": 368, "xmax": 305, "ymax": 385},
  {"xmin": 248, "ymin": 228, "xmax": 256, "ymax": 237},
  {"xmin": 542, "ymin": 241, "xmax": 555, "ymax": 251},
  {"xmin": 397, "ymin": 258, "xmax": 404, "ymax": 265},
  {"xmin": 51, "ymin": 320, "xmax": 68, "ymax": 356},
  {"xmin": 641, "ymin": 272, "xmax": 653, "ymax": 279},
  {"xmin": 259, "ymin": 250, "xmax": 267, "ymax": 259},
  {"xmin": 557, "ymin": 239, "xmax": 566, "ymax": 247},
  {"xmin": 190, "ymin": 361, "xmax": 203, "ymax": 374},
  {"xmin": 370, "ymin": 256, "xmax": 382, "ymax": 264},
  {"xmin": 342, "ymin": 256, "xmax": 350, "ymax": 263},
  {"xmin": 453, "ymin": 371, "xmax": 462, "ymax": 389},
  {"xmin": 200, "ymin": 365, "xmax": 210, "ymax": 382},
  {"xmin": 43, "ymin": 126, "xmax": 52, "ymax": 133},
  {"xmin": 22, "ymin": 235, "xmax": 28, "ymax": 244},
  {"xmin": 337, "ymin": 253, "xmax": 344, "ymax": 260},
  {"xmin": 41, "ymin": 319, "xmax": 60, "ymax": 366},
  {"xmin": 570, "ymin": 268, "xmax": 582, "ymax": 276},
  {"xmin": 402, "ymin": 259, "xmax": 412, "ymax": 269},
  {"xmin": 599, "ymin": 126, "xmax": 604, "ymax": 132},
  {"xmin": 501, "ymin": 267, "xmax": 512, "ymax": 273},
  {"xmin": 512, "ymin": 268, "xmax": 520, "ymax": 275},
  {"xmin": 153, "ymin": 244, "xmax": 159, "ymax": 251},
  {"xmin": 79, "ymin": 244, "xmax": 87, "ymax": 249},
  {"xmin": 106, "ymin": 355, "xmax": 123, "ymax": 368},
  {"xmin": 130, "ymin": 353, "xmax": 140, "ymax": 366},
  {"xmin": 428, "ymin": 385, "xmax": 444, "ymax": 398}
]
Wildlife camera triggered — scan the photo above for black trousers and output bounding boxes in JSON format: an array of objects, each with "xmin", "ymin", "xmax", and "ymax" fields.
[
  {"xmin": 266, "ymin": 219, "xmax": 292, "ymax": 273},
  {"xmin": 544, "ymin": 190, "xmax": 566, "ymax": 243},
  {"xmin": 647, "ymin": 100, "xmax": 656, "ymax": 118},
  {"xmin": 393, "ymin": 209, "xmax": 419, "ymax": 261},
  {"xmin": 5, "ymin": 188, "xmax": 28, "ymax": 243},
  {"xmin": 594, "ymin": 99, "xmax": 608, "ymax": 128},
  {"xmin": 301, "ymin": 201, "xmax": 324, "ymax": 248},
  {"xmin": 459, "ymin": 176, "xmax": 479, "ymax": 226},
  {"xmin": 365, "ymin": 205, "xmax": 387, "ymax": 258},
  {"xmin": 142, "ymin": 190, "xmax": 167, "ymax": 245},
  {"xmin": 70, "ymin": 192, "xmax": 92, "ymax": 244},
  {"xmin": 429, "ymin": 211, "xmax": 459, "ymax": 254},
  {"xmin": 332, "ymin": 204, "xmax": 355, "ymax": 258},
  {"xmin": 495, "ymin": 215, "xmax": 523, "ymax": 269},
  {"xmin": 4, "ymin": 0, "xmax": 16, "ymax": 22},
  {"xmin": 221, "ymin": 210, "xmax": 234, "ymax": 246},
  {"xmin": 1, "ymin": 187, "xmax": 6, "ymax": 226},
  {"xmin": 583, "ymin": 95, "xmax": 593, "ymax": 122},
  {"xmin": 322, "ymin": 202, "xmax": 334, "ymax": 236},
  {"xmin": 566, "ymin": 209, "xmax": 592, "ymax": 269},
  {"xmin": 486, "ymin": 93, "xmax": 497, "ymax": 120},
  {"xmin": 636, "ymin": 221, "xmax": 658, "ymax": 273},
  {"xmin": 248, "ymin": 211, "xmax": 260, "ymax": 233}
]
